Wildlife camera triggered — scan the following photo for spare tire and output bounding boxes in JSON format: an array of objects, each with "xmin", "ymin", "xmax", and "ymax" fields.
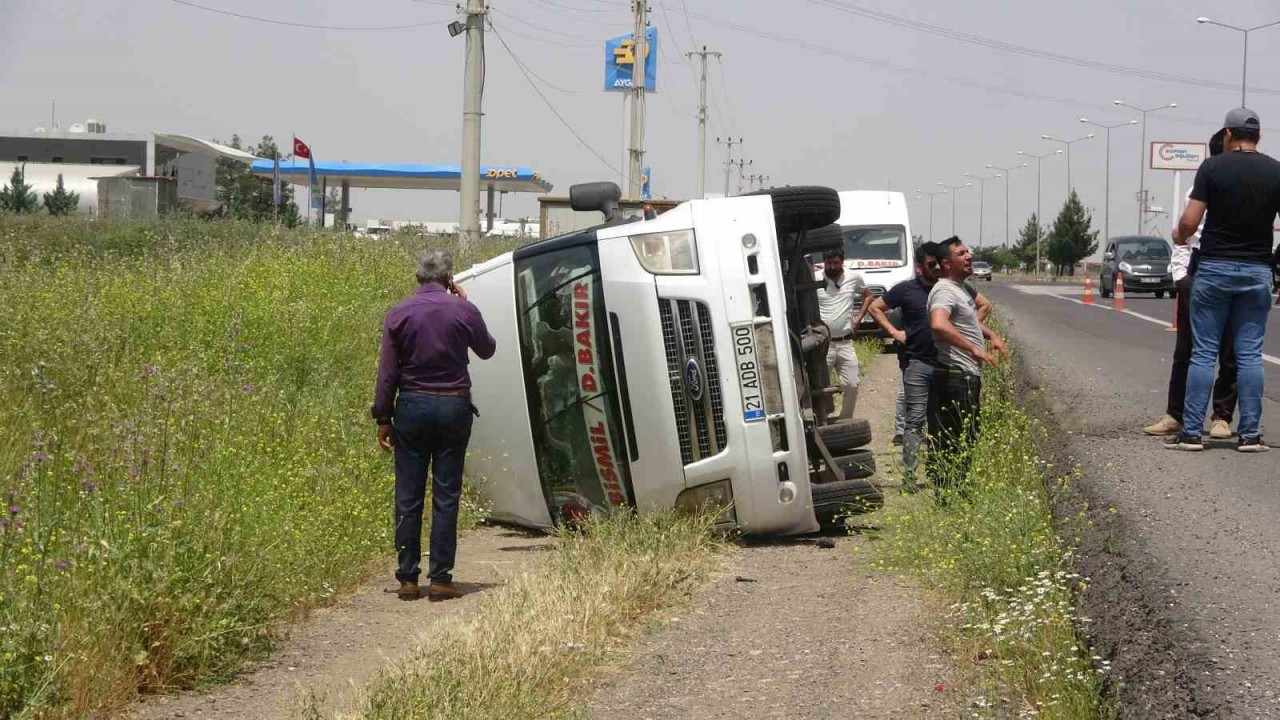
[
  {"xmin": 817, "ymin": 418, "xmax": 872, "ymax": 454},
  {"xmin": 746, "ymin": 186, "xmax": 841, "ymax": 234},
  {"xmin": 833, "ymin": 449, "xmax": 876, "ymax": 480},
  {"xmin": 799, "ymin": 223, "xmax": 844, "ymax": 255},
  {"xmin": 811, "ymin": 477, "xmax": 883, "ymax": 525}
]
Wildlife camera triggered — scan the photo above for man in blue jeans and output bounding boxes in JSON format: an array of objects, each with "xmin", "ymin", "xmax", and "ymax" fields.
[
  {"xmin": 372, "ymin": 250, "xmax": 496, "ymax": 599},
  {"xmin": 1169, "ymin": 108, "xmax": 1280, "ymax": 453}
]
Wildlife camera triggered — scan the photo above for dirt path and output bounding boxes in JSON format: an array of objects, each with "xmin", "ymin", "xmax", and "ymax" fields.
[
  {"xmin": 585, "ymin": 354, "xmax": 963, "ymax": 719},
  {"xmin": 127, "ymin": 525, "xmax": 551, "ymax": 720}
]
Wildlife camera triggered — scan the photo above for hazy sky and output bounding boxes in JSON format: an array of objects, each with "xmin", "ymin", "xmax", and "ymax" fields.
[{"xmin": 4, "ymin": 0, "xmax": 1279, "ymax": 248}]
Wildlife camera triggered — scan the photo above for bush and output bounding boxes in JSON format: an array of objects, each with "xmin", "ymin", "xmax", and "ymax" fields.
[{"xmin": 0, "ymin": 215, "xmax": 514, "ymax": 717}]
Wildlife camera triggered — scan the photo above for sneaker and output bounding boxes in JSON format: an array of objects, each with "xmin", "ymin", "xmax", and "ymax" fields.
[
  {"xmin": 1209, "ymin": 419, "xmax": 1233, "ymax": 440},
  {"xmin": 1143, "ymin": 415, "xmax": 1182, "ymax": 436},
  {"xmin": 1164, "ymin": 434, "xmax": 1204, "ymax": 452},
  {"xmin": 1237, "ymin": 437, "xmax": 1270, "ymax": 453},
  {"xmin": 891, "ymin": 434, "xmax": 904, "ymax": 446}
]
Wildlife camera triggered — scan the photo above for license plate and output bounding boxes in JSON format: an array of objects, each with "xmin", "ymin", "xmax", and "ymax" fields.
[
  {"xmin": 1140, "ymin": 277, "xmax": 1160, "ymax": 284},
  {"xmin": 731, "ymin": 323, "xmax": 766, "ymax": 422}
]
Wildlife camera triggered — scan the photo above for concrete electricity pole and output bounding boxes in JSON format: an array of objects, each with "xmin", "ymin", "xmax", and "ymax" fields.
[
  {"xmin": 987, "ymin": 162, "xmax": 1027, "ymax": 249},
  {"xmin": 458, "ymin": 0, "xmax": 486, "ymax": 247},
  {"xmin": 687, "ymin": 46, "xmax": 721, "ymax": 200},
  {"xmin": 626, "ymin": 1, "xmax": 649, "ymax": 199},
  {"xmin": 717, "ymin": 137, "xmax": 741, "ymax": 196},
  {"xmin": 732, "ymin": 158, "xmax": 752, "ymax": 195}
]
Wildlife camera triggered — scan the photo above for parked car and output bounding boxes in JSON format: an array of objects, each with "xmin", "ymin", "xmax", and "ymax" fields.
[
  {"xmin": 456, "ymin": 182, "xmax": 882, "ymax": 537},
  {"xmin": 972, "ymin": 261, "xmax": 993, "ymax": 281},
  {"xmin": 1100, "ymin": 236, "xmax": 1174, "ymax": 298}
]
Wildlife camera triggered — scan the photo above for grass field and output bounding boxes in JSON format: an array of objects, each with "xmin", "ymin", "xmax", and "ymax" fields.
[
  {"xmin": 871, "ymin": 353, "xmax": 1111, "ymax": 718},
  {"xmin": 0, "ymin": 215, "xmax": 514, "ymax": 718}
]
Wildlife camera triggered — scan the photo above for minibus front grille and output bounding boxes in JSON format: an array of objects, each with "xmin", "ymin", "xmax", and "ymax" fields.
[{"xmin": 659, "ymin": 299, "xmax": 726, "ymax": 465}]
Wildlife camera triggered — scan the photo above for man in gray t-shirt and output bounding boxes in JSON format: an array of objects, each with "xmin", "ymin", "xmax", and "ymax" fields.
[{"xmin": 925, "ymin": 237, "xmax": 1006, "ymax": 494}]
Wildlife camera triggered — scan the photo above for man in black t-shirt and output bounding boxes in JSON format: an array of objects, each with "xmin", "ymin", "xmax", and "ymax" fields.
[
  {"xmin": 1169, "ymin": 108, "xmax": 1280, "ymax": 453},
  {"xmin": 866, "ymin": 242, "xmax": 940, "ymax": 490}
]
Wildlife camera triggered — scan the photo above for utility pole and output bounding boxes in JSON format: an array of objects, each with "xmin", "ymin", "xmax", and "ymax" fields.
[
  {"xmin": 717, "ymin": 137, "xmax": 741, "ymax": 196},
  {"xmin": 626, "ymin": 0, "xmax": 648, "ymax": 199},
  {"xmin": 988, "ymin": 162, "xmax": 1027, "ymax": 249},
  {"xmin": 686, "ymin": 46, "xmax": 721, "ymax": 199},
  {"xmin": 732, "ymin": 158, "xmax": 752, "ymax": 195},
  {"xmin": 458, "ymin": 0, "xmax": 486, "ymax": 247}
]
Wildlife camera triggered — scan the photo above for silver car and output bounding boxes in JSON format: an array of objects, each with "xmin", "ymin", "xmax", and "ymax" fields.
[{"xmin": 972, "ymin": 260, "xmax": 993, "ymax": 281}]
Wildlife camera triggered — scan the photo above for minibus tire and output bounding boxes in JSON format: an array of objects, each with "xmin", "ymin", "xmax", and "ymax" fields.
[
  {"xmin": 812, "ymin": 478, "xmax": 883, "ymax": 524},
  {"xmin": 816, "ymin": 418, "xmax": 872, "ymax": 453},
  {"xmin": 745, "ymin": 186, "xmax": 841, "ymax": 234},
  {"xmin": 833, "ymin": 449, "xmax": 876, "ymax": 480},
  {"xmin": 799, "ymin": 223, "xmax": 844, "ymax": 255}
]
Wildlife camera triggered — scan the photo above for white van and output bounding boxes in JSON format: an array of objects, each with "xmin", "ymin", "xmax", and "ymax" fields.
[
  {"xmin": 456, "ymin": 183, "xmax": 882, "ymax": 537},
  {"xmin": 834, "ymin": 191, "xmax": 914, "ymax": 335}
]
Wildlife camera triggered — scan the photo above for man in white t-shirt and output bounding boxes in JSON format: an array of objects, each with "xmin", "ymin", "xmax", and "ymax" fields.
[{"xmin": 816, "ymin": 248, "xmax": 865, "ymax": 419}]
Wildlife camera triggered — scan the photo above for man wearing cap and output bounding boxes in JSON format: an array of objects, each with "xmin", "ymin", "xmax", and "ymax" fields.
[
  {"xmin": 816, "ymin": 248, "xmax": 865, "ymax": 418},
  {"xmin": 1168, "ymin": 108, "xmax": 1280, "ymax": 453}
]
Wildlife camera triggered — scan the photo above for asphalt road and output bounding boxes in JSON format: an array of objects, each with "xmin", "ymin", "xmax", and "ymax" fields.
[{"xmin": 987, "ymin": 280, "xmax": 1280, "ymax": 718}]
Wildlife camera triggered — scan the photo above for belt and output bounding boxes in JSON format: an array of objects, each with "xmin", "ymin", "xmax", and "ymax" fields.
[
  {"xmin": 421, "ymin": 388, "xmax": 471, "ymax": 397},
  {"xmin": 831, "ymin": 334, "xmax": 854, "ymax": 342}
]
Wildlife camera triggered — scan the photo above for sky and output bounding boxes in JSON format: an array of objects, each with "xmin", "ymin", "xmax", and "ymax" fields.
[{"xmin": 3, "ymin": 0, "xmax": 1280, "ymax": 250}]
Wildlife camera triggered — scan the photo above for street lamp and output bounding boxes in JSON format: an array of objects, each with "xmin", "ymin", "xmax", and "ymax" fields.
[
  {"xmin": 1114, "ymin": 100, "xmax": 1177, "ymax": 234},
  {"xmin": 1080, "ymin": 117, "xmax": 1139, "ymax": 242},
  {"xmin": 915, "ymin": 188, "xmax": 948, "ymax": 241},
  {"xmin": 1198, "ymin": 16, "xmax": 1280, "ymax": 106},
  {"xmin": 1040, "ymin": 132, "xmax": 1095, "ymax": 191},
  {"xmin": 964, "ymin": 171, "xmax": 1002, "ymax": 249},
  {"xmin": 1017, "ymin": 149, "xmax": 1063, "ymax": 275},
  {"xmin": 987, "ymin": 162, "xmax": 1027, "ymax": 249},
  {"xmin": 937, "ymin": 180, "xmax": 971, "ymax": 235}
]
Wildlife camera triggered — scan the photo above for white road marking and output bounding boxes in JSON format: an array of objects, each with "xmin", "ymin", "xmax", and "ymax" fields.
[{"xmin": 1015, "ymin": 285, "xmax": 1280, "ymax": 368}]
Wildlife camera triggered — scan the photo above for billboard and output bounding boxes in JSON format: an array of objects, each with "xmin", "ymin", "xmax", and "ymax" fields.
[
  {"xmin": 604, "ymin": 27, "xmax": 658, "ymax": 93},
  {"xmin": 1150, "ymin": 141, "xmax": 1207, "ymax": 171}
]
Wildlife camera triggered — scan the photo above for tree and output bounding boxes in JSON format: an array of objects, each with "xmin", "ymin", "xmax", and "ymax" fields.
[
  {"xmin": 1046, "ymin": 190, "xmax": 1099, "ymax": 276},
  {"xmin": 1015, "ymin": 214, "xmax": 1047, "ymax": 273},
  {"xmin": 213, "ymin": 135, "xmax": 302, "ymax": 226},
  {"xmin": 42, "ymin": 174, "xmax": 80, "ymax": 216},
  {"xmin": 0, "ymin": 166, "xmax": 39, "ymax": 214}
]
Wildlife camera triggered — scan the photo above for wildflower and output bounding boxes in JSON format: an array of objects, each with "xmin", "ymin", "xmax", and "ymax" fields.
[
  {"xmin": 242, "ymin": 383, "xmax": 256, "ymax": 393},
  {"xmin": 139, "ymin": 364, "xmax": 158, "ymax": 379},
  {"xmin": 83, "ymin": 481, "xmax": 98, "ymax": 493},
  {"xmin": 55, "ymin": 560, "xmax": 70, "ymax": 571},
  {"xmin": 33, "ymin": 451, "xmax": 50, "ymax": 463},
  {"xmin": 7, "ymin": 505, "xmax": 17, "ymax": 516}
]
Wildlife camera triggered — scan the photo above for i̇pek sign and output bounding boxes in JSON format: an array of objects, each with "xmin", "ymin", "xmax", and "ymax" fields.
[{"xmin": 1150, "ymin": 141, "xmax": 1208, "ymax": 171}]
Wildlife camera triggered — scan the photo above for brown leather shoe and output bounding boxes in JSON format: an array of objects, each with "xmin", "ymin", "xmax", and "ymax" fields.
[
  {"xmin": 396, "ymin": 581, "xmax": 420, "ymax": 601},
  {"xmin": 426, "ymin": 581, "xmax": 465, "ymax": 601}
]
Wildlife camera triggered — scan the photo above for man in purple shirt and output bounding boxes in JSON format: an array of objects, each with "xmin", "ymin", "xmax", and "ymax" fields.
[{"xmin": 372, "ymin": 250, "xmax": 496, "ymax": 601}]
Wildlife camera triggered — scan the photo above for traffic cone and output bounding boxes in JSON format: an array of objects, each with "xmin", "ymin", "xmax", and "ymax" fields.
[
  {"xmin": 1082, "ymin": 277, "xmax": 1095, "ymax": 304},
  {"xmin": 1114, "ymin": 274, "xmax": 1127, "ymax": 311},
  {"xmin": 1166, "ymin": 292, "xmax": 1178, "ymax": 332}
]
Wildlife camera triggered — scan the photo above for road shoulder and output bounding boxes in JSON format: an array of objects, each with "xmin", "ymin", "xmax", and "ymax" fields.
[{"xmin": 585, "ymin": 354, "xmax": 962, "ymax": 719}]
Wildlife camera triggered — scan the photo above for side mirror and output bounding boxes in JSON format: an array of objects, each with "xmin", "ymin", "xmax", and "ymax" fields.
[
  {"xmin": 569, "ymin": 182, "xmax": 622, "ymax": 221},
  {"xmin": 1104, "ymin": 252, "xmax": 1114, "ymax": 261}
]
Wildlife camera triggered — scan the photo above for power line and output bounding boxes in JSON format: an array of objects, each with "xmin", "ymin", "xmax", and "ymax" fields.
[
  {"xmin": 711, "ymin": 57, "xmax": 738, "ymax": 132},
  {"xmin": 508, "ymin": 0, "xmax": 624, "ymax": 27},
  {"xmin": 491, "ymin": 8, "xmax": 600, "ymax": 44},
  {"xmin": 677, "ymin": 0, "xmax": 699, "ymax": 50},
  {"xmin": 490, "ymin": 25, "xmax": 624, "ymax": 179},
  {"xmin": 805, "ymin": 0, "xmax": 1280, "ymax": 98},
  {"xmin": 488, "ymin": 19, "xmax": 583, "ymax": 92},
  {"xmin": 683, "ymin": 9, "xmax": 1219, "ymax": 127},
  {"xmin": 524, "ymin": 0, "xmax": 615, "ymax": 14},
  {"xmin": 169, "ymin": 0, "xmax": 443, "ymax": 30}
]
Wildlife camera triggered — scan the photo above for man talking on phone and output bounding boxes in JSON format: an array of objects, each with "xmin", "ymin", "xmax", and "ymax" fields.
[{"xmin": 372, "ymin": 250, "xmax": 496, "ymax": 601}]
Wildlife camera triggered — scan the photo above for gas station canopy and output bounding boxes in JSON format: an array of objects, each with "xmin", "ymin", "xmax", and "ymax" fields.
[{"xmin": 250, "ymin": 159, "xmax": 552, "ymax": 193}]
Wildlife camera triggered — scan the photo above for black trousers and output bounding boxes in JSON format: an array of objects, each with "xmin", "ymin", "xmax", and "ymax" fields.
[
  {"xmin": 1167, "ymin": 275, "xmax": 1238, "ymax": 425},
  {"xmin": 926, "ymin": 367, "xmax": 982, "ymax": 491},
  {"xmin": 392, "ymin": 392, "xmax": 474, "ymax": 584}
]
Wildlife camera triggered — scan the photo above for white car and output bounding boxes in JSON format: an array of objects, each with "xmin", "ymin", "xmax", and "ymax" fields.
[
  {"xmin": 457, "ymin": 182, "xmax": 882, "ymax": 537},
  {"xmin": 972, "ymin": 261, "xmax": 993, "ymax": 281}
]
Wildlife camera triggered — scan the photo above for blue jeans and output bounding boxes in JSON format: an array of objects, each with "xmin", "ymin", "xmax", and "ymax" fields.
[
  {"xmin": 901, "ymin": 359, "xmax": 933, "ymax": 479},
  {"xmin": 393, "ymin": 392, "xmax": 475, "ymax": 584},
  {"xmin": 1184, "ymin": 260, "xmax": 1272, "ymax": 440}
]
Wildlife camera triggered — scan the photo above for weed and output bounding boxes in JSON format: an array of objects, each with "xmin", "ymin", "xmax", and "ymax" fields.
[
  {"xmin": 0, "ymin": 215, "xmax": 513, "ymax": 718},
  {"xmin": 872, "ymin": 357, "xmax": 1111, "ymax": 719}
]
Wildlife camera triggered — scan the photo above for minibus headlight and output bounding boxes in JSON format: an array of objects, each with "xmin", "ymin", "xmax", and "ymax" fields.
[
  {"xmin": 1118, "ymin": 261, "xmax": 1134, "ymax": 274},
  {"xmin": 674, "ymin": 479, "xmax": 736, "ymax": 524},
  {"xmin": 629, "ymin": 229, "xmax": 700, "ymax": 275}
]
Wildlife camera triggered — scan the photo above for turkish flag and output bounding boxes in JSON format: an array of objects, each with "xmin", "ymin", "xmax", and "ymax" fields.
[{"xmin": 293, "ymin": 136, "xmax": 311, "ymax": 159}]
